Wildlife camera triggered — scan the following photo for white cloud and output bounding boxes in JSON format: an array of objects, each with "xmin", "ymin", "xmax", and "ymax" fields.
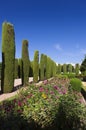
[{"xmin": 55, "ymin": 44, "xmax": 62, "ymax": 51}]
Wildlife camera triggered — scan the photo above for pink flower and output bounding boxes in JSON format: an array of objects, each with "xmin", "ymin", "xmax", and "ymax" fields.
[
  {"xmin": 39, "ymin": 87, "xmax": 44, "ymax": 92},
  {"xmin": 43, "ymin": 80, "xmax": 48, "ymax": 85},
  {"xmin": 50, "ymin": 91, "xmax": 54, "ymax": 95},
  {"xmin": 18, "ymin": 101, "xmax": 22, "ymax": 107},
  {"xmin": 27, "ymin": 94, "xmax": 32, "ymax": 98}
]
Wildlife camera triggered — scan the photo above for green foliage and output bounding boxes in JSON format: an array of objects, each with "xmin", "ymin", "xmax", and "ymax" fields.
[
  {"xmin": 57, "ymin": 64, "xmax": 61, "ymax": 74},
  {"xmin": 70, "ymin": 78, "xmax": 82, "ymax": 92},
  {"xmin": 40, "ymin": 54, "xmax": 45, "ymax": 80},
  {"xmin": 57, "ymin": 94, "xmax": 86, "ymax": 130},
  {"xmin": 80, "ymin": 55, "xmax": 86, "ymax": 75},
  {"xmin": 1, "ymin": 22, "xmax": 15, "ymax": 93},
  {"xmin": 22, "ymin": 40, "xmax": 29, "ymax": 85},
  {"xmin": 46, "ymin": 57, "xmax": 52, "ymax": 78},
  {"xmin": 0, "ymin": 77, "xmax": 86, "ymax": 130},
  {"xmin": 62, "ymin": 64, "xmax": 67, "ymax": 74},
  {"xmin": 33, "ymin": 50, "xmax": 39, "ymax": 82},
  {"xmin": 75, "ymin": 63, "xmax": 80, "ymax": 76},
  {"xmin": 14, "ymin": 59, "xmax": 18, "ymax": 79},
  {"xmin": 65, "ymin": 73, "xmax": 75, "ymax": 79},
  {"xmin": 44, "ymin": 55, "xmax": 47, "ymax": 79},
  {"xmin": 52, "ymin": 62, "xmax": 57, "ymax": 76},
  {"xmin": 67, "ymin": 64, "xmax": 73, "ymax": 73},
  {"xmin": 0, "ymin": 62, "xmax": 2, "ymax": 80},
  {"xmin": 29, "ymin": 61, "xmax": 33, "ymax": 77},
  {"xmin": 18, "ymin": 58, "xmax": 23, "ymax": 78}
]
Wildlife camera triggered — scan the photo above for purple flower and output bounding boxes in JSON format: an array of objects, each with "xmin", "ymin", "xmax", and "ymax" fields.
[
  {"xmin": 50, "ymin": 91, "xmax": 54, "ymax": 95},
  {"xmin": 39, "ymin": 87, "xmax": 44, "ymax": 92},
  {"xmin": 53, "ymin": 86, "xmax": 59, "ymax": 90},
  {"xmin": 43, "ymin": 80, "xmax": 48, "ymax": 85}
]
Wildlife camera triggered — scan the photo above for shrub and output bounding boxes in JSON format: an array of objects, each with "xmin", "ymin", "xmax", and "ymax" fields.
[
  {"xmin": 56, "ymin": 94, "xmax": 86, "ymax": 130},
  {"xmin": 69, "ymin": 78, "xmax": 82, "ymax": 92},
  {"xmin": 65, "ymin": 73, "xmax": 75, "ymax": 79},
  {"xmin": 1, "ymin": 22, "xmax": 15, "ymax": 93}
]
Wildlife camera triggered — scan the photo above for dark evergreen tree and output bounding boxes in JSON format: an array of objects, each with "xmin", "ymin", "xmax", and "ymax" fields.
[
  {"xmin": 33, "ymin": 50, "xmax": 39, "ymax": 82},
  {"xmin": 18, "ymin": 58, "xmax": 23, "ymax": 78},
  {"xmin": 57, "ymin": 64, "xmax": 61, "ymax": 74},
  {"xmin": 40, "ymin": 54, "xmax": 45, "ymax": 80},
  {"xmin": 44, "ymin": 55, "xmax": 47, "ymax": 79},
  {"xmin": 14, "ymin": 58, "xmax": 18, "ymax": 79},
  {"xmin": 75, "ymin": 63, "xmax": 80, "ymax": 76},
  {"xmin": 22, "ymin": 40, "xmax": 29, "ymax": 85},
  {"xmin": 29, "ymin": 61, "xmax": 33, "ymax": 77},
  {"xmin": 63, "ymin": 64, "xmax": 67, "ymax": 74},
  {"xmin": 80, "ymin": 56, "xmax": 86, "ymax": 75},
  {"xmin": 67, "ymin": 64, "xmax": 72, "ymax": 73},
  {"xmin": 1, "ymin": 22, "xmax": 15, "ymax": 93},
  {"xmin": 0, "ymin": 62, "xmax": 2, "ymax": 80}
]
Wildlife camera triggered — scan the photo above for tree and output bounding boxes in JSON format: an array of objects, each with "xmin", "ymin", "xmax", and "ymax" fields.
[
  {"xmin": 46, "ymin": 57, "xmax": 52, "ymax": 78},
  {"xmin": 22, "ymin": 40, "xmax": 29, "ymax": 85},
  {"xmin": 33, "ymin": 50, "xmax": 39, "ymax": 82},
  {"xmin": 18, "ymin": 58, "xmax": 23, "ymax": 78},
  {"xmin": 14, "ymin": 59, "xmax": 18, "ymax": 79},
  {"xmin": 57, "ymin": 64, "xmax": 62, "ymax": 74},
  {"xmin": 44, "ymin": 55, "xmax": 47, "ymax": 79},
  {"xmin": 67, "ymin": 64, "xmax": 72, "ymax": 73},
  {"xmin": 0, "ymin": 62, "xmax": 2, "ymax": 80},
  {"xmin": 63, "ymin": 64, "xmax": 67, "ymax": 74},
  {"xmin": 40, "ymin": 54, "xmax": 45, "ymax": 80},
  {"xmin": 29, "ymin": 61, "xmax": 33, "ymax": 77},
  {"xmin": 80, "ymin": 56, "xmax": 86, "ymax": 75},
  {"xmin": 1, "ymin": 22, "xmax": 15, "ymax": 93},
  {"xmin": 75, "ymin": 63, "xmax": 80, "ymax": 76}
]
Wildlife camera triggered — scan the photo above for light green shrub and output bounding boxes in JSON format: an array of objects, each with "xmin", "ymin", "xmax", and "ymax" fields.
[{"xmin": 70, "ymin": 78, "xmax": 82, "ymax": 92}]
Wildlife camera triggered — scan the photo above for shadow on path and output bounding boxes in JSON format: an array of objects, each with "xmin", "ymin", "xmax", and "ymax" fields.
[{"xmin": 81, "ymin": 88, "xmax": 86, "ymax": 101}]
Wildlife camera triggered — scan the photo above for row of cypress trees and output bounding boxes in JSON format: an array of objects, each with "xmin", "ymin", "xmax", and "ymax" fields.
[{"xmin": 1, "ymin": 22, "xmax": 57, "ymax": 93}]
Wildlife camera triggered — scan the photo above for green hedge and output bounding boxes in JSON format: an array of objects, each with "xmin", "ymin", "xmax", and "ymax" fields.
[
  {"xmin": 1, "ymin": 22, "xmax": 15, "ymax": 93},
  {"xmin": 70, "ymin": 78, "xmax": 82, "ymax": 92}
]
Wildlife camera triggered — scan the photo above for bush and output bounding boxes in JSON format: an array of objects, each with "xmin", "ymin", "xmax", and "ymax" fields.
[
  {"xmin": 65, "ymin": 73, "xmax": 75, "ymax": 79},
  {"xmin": 56, "ymin": 94, "xmax": 86, "ymax": 130},
  {"xmin": 70, "ymin": 78, "xmax": 82, "ymax": 92}
]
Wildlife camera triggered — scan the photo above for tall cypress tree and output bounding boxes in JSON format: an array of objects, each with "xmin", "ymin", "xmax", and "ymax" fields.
[
  {"xmin": 57, "ymin": 64, "xmax": 61, "ymax": 74},
  {"xmin": 33, "ymin": 50, "xmax": 39, "ymax": 82},
  {"xmin": 63, "ymin": 64, "xmax": 67, "ymax": 74},
  {"xmin": 75, "ymin": 63, "xmax": 80, "ymax": 76},
  {"xmin": 1, "ymin": 22, "xmax": 15, "ymax": 93},
  {"xmin": 44, "ymin": 55, "xmax": 47, "ymax": 79},
  {"xmin": 22, "ymin": 40, "xmax": 29, "ymax": 85},
  {"xmin": 52, "ymin": 62, "xmax": 57, "ymax": 76},
  {"xmin": 18, "ymin": 58, "xmax": 23, "ymax": 78},
  {"xmin": 14, "ymin": 58, "xmax": 18, "ymax": 79},
  {"xmin": 46, "ymin": 57, "xmax": 51, "ymax": 79},
  {"xmin": 40, "ymin": 54, "xmax": 44, "ymax": 81}
]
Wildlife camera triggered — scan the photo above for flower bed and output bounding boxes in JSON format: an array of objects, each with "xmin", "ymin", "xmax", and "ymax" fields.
[{"xmin": 0, "ymin": 77, "xmax": 86, "ymax": 130}]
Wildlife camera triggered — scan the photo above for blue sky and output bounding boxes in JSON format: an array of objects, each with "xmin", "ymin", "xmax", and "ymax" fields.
[{"xmin": 0, "ymin": 0, "xmax": 86, "ymax": 64}]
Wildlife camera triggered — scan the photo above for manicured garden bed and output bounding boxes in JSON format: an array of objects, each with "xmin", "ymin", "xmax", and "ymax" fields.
[{"xmin": 0, "ymin": 77, "xmax": 86, "ymax": 130}]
